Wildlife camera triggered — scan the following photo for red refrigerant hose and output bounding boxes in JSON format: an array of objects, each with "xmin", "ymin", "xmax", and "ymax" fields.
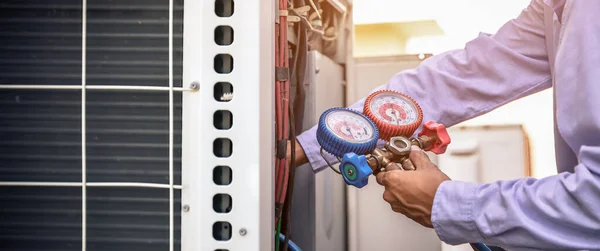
[{"xmin": 274, "ymin": 0, "xmax": 290, "ymax": 226}]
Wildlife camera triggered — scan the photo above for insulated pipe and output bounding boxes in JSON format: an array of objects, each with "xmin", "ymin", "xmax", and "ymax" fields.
[{"xmin": 278, "ymin": 233, "xmax": 303, "ymax": 251}]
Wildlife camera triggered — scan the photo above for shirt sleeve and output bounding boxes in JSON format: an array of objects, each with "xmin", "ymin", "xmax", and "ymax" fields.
[
  {"xmin": 296, "ymin": 0, "xmax": 552, "ymax": 173},
  {"xmin": 432, "ymin": 146, "xmax": 600, "ymax": 250}
]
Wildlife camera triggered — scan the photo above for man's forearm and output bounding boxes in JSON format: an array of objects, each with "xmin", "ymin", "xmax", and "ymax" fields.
[{"xmin": 287, "ymin": 139, "xmax": 308, "ymax": 167}]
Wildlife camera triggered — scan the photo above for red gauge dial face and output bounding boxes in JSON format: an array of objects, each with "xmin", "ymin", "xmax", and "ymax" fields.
[
  {"xmin": 369, "ymin": 93, "xmax": 419, "ymax": 125},
  {"xmin": 324, "ymin": 110, "xmax": 375, "ymax": 143}
]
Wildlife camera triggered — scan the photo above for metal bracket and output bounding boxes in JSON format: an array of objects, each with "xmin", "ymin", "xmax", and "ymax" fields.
[{"xmin": 276, "ymin": 67, "xmax": 289, "ymax": 82}]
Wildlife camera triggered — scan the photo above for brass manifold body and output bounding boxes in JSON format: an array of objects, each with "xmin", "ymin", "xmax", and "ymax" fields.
[
  {"xmin": 366, "ymin": 134, "xmax": 437, "ymax": 175},
  {"xmin": 319, "ymin": 121, "xmax": 450, "ymax": 181}
]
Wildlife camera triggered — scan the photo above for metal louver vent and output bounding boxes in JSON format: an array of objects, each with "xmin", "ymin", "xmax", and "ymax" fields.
[{"xmin": 0, "ymin": 0, "xmax": 184, "ymax": 251}]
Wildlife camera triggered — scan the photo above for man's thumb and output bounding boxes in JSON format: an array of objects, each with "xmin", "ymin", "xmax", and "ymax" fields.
[
  {"xmin": 409, "ymin": 146, "xmax": 432, "ymax": 169},
  {"xmin": 375, "ymin": 171, "xmax": 388, "ymax": 186}
]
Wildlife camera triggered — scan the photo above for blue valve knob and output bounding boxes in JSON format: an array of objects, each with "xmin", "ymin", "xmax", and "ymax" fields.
[{"xmin": 340, "ymin": 152, "xmax": 373, "ymax": 188}]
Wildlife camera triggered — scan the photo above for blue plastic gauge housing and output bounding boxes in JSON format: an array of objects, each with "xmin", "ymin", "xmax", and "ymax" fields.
[
  {"xmin": 317, "ymin": 108, "xmax": 379, "ymax": 188},
  {"xmin": 316, "ymin": 107, "xmax": 379, "ymax": 158}
]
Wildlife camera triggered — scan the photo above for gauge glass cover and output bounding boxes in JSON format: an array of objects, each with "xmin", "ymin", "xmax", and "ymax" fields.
[
  {"xmin": 324, "ymin": 110, "xmax": 375, "ymax": 143},
  {"xmin": 369, "ymin": 93, "xmax": 419, "ymax": 125}
]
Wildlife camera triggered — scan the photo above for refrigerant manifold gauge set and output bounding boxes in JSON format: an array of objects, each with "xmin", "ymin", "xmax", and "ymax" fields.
[{"xmin": 316, "ymin": 90, "xmax": 451, "ymax": 188}]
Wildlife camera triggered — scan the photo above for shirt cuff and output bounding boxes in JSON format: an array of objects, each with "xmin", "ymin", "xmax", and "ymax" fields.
[
  {"xmin": 431, "ymin": 180, "xmax": 485, "ymax": 245},
  {"xmin": 296, "ymin": 127, "xmax": 331, "ymax": 173}
]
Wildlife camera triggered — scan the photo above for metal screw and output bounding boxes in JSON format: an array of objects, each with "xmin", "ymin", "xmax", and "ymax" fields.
[
  {"xmin": 189, "ymin": 82, "xmax": 200, "ymax": 91},
  {"xmin": 239, "ymin": 228, "xmax": 247, "ymax": 236},
  {"xmin": 182, "ymin": 205, "xmax": 190, "ymax": 212}
]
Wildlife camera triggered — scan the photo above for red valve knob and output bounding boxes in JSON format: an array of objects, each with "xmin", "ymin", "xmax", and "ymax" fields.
[{"xmin": 418, "ymin": 121, "xmax": 451, "ymax": 154}]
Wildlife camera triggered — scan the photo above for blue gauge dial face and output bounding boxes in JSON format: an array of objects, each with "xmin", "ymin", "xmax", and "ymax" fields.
[
  {"xmin": 369, "ymin": 93, "xmax": 419, "ymax": 125},
  {"xmin": 324, "ymin": 110, "xmax": 375, "ymax": 143}
]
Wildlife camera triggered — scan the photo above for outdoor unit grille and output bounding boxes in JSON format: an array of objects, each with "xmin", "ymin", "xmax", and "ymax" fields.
[
  {"xmin": 1, "ymin": 0, "xmax": 274, "ymax": 250},
  {"xmin": 0, "ymin": 1, "xmax": 184, "ymax": 251}
]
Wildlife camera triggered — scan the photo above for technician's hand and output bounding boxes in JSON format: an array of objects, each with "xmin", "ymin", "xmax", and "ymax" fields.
[{"xmin": 375, "ymin": 146, "xmax": 451, "ymax": 228}]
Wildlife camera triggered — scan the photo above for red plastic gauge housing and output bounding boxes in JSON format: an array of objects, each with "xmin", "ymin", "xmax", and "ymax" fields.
[{"xmin": 363, "ymin": 90, "xmax": 424, "ymax": 141}]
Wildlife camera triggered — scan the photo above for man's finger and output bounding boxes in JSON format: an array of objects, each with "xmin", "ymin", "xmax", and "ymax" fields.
[
  {"xmin": 376, "ymin": 171, "xmax": 388, "ymax": 186},
  {"xmin": 409, "ymin": 145, "xmax": 432, "ymax": 169},
  {"xmin": 391, "ymin": 205, "xmax": 407, "ymax": 214},
  {"xmin": 382, "ymin": 190, "xmax": 394, "ymax": 203},
  {"xmin": 377, "ymin": 170, "xmax": 405, "ymax": 186}
]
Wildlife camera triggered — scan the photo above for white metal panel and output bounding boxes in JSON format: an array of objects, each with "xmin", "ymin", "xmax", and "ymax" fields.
[
  {"xmin": 313, "ymin": 52, "xmax": 347, "ymax": 251},
  {"xmin": 444, "ymin": 125, "xmax": 531, "ymax": 182},
  {"xmin": 181, "ymin": 1, "xmax": 274, "ymax": 251},
  {"xmin": 438, "ymin": 140, "xmax": 480, "ymax": 183},
  {"xmin": 348, "ymin": 54, "xmax": 430, "ymax": 105}
]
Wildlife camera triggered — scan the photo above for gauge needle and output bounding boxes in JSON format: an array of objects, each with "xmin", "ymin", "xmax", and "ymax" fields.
[
  {"xmin": 388, "ymin": 104, "xmax": 400, "ymax": 125},
  {"xmin": 344, "ymin": 121, "xmax": 352, "ymax": 136}
]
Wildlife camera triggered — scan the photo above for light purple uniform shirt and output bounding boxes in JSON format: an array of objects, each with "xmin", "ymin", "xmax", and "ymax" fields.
[{"xmin": 296, "ymin": 0, "xmax": 600, "ymax": 250}]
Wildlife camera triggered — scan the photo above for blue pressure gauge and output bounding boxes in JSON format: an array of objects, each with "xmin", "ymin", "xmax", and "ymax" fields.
[
  {"xmin": 316, "ymin": 107, "xmax": 379, "ymax": 158},
  {"xmin": 317, "ymin": 107, "xmax": 379, "ymax": 188}
]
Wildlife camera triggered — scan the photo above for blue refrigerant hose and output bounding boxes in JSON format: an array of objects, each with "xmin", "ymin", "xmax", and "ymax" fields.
[
  {"xmin": 278, "ymin": 233, "xmax": 302, "ymax": 251},
  {"xmin": 471, "ymin": 242, "xmax": 492, "ymax": 251}
]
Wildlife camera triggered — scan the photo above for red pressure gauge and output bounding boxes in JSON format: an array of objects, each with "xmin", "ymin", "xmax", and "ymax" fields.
[{"xmin": 363, "ymin": 90, "xmax": 423, "ymax": 140}]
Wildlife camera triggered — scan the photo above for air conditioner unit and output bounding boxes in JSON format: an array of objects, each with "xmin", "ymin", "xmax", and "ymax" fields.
[{"xmin": 0, "ymin": 1, "xmax": 275, "ymax": 251}]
